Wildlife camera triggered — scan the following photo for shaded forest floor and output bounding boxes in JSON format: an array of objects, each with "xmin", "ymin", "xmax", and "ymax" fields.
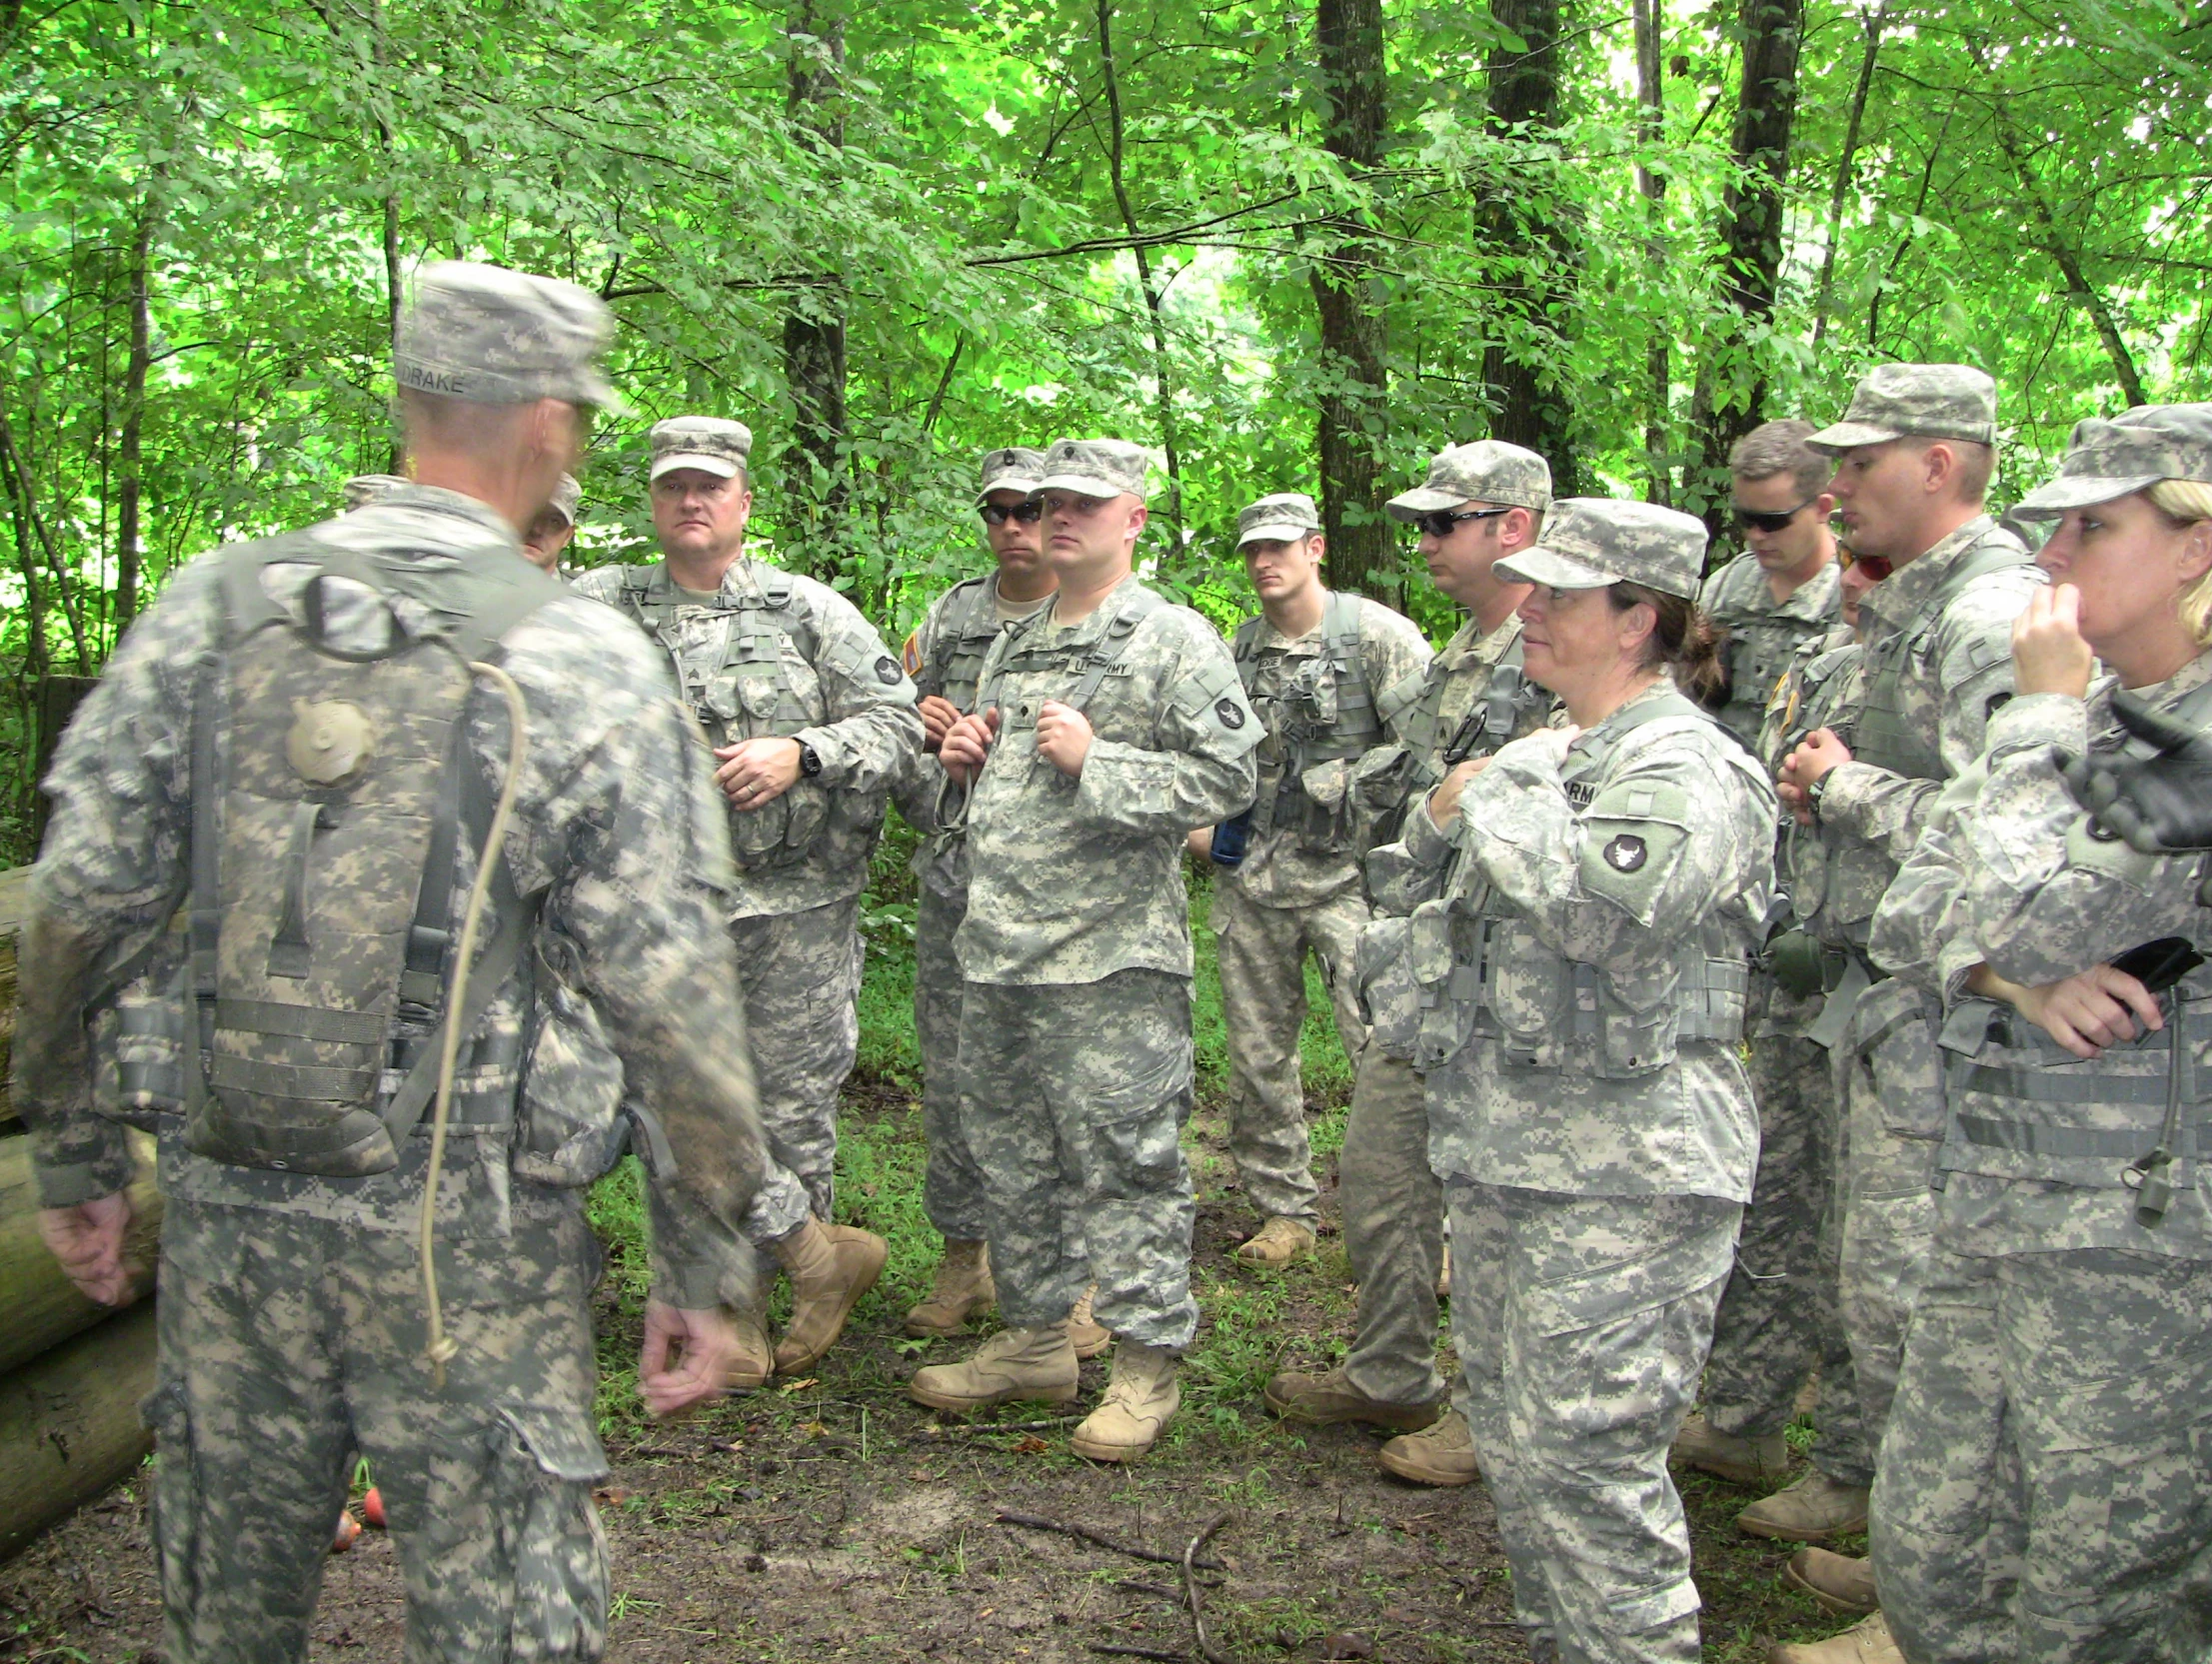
[
  {"xmin": 1, "ymin": 885, "xmax": 1863, "ymax": 1662},
  {"xmin": 2, "ymin": 1080, "xmax": 1861, "ymax": 1664}
]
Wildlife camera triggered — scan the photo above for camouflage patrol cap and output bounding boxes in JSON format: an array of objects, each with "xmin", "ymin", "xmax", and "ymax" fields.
[
  {"xmin": 650, "ymin": 417, "xmax": 754, "ymax": 483},
  {"xmin": 394, "ymin": 261, "xmax": 625, "ymax": 412},
  {"xmin": 544, "ymin": 473, "xmax": 582, "ymax": 527},
  {"xmin": 1236, "ymin": 493, "xmax": 1322, "ymax": 548},
  {"xmin": 977, "ymin": 446, "xmax": 1047, "ymax": 505},
  {"xmin": 341, "ymin": 474, "xmax": 411, "ymax": 512},
  {"xmin": 1493, "ymin": 497, "xmax": 1708, "ymax": 602},
  {"xmin": 1031, "ymin": 438, "xmax": 1150, "ymax": 502},
  {"xmin": 1806, "ymin": 364, "xmax": 1998, "ymax": 453},
  {"xmin": 2013, "ymin": 404, "xmax": 2212, "ymax": 518},
  {"xmin": 1384, "ymin": 441, "xmax": 1552, "ymax": 521}
]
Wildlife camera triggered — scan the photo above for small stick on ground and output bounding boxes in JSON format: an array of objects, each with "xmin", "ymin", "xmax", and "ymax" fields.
[
  {"xmin": 925, "ymin": 1418, "xmax": 1078, "ymax": 1437},
  {"xmin": 1182, "ymin": 1511, "xmax": 1234, "ymax": 1664},
  {"xmin": 1091, "ymin": 1646, "xmax": 1187, "ymax": 1662},
  {"xmin": 996, "ymin": 1510, "xmax": 1228, "ymax": 1571}
]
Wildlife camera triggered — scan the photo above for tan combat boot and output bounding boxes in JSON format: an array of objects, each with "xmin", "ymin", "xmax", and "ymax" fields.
[
  {"xmin": 905, "ymin": 1240, "xmax": 997, "ymax": 1337},
  {"xmin": 1233, "ymin": 1216, "xmax": 1315, "ymax": 1266},
  {"xmin": 770, "ymin": 1216, "xmax": 888, "ymax": 1374},
  {"xmin": 1765, "ymin": 1613, "xmax": 1902, "ymax": 1664},
  {"xmin": 1067, "ymin": 1282, "xmax": 1112, "ymax": 1359},
  {"xmin": 1785, "ymin": 1547, "xmax": 1879, "ymax": 1617},
  {"xmin": 729, "ymin": 1312, "xmax": 774, "ymax": 1391},
  {"xmin": 909, "ymin": 1325, "xmax": 1081, "ymax": 1411},
  {"xmin": 1738, "ymin": 1471, "xmax": 1871, "ymax": 1541},
  {"xmin": 1263, "ymin": 1365, "xmax": 1440, "ymax": 1432},
  {"xmin": 1672, "ymin": 1411, "xmax": 1790, "ymax": 1485},
  {"xmin": 1378, "ymin": 1407, "xmax": 1480, "ymax": 1487},
  {"xmin": 1070, "ymin": 1339, "xmax": 1179, "ymax": 1461},
  {"xmin": 1436, "ymin": 1242, "xmax": 1452, "ymax": 1301}
]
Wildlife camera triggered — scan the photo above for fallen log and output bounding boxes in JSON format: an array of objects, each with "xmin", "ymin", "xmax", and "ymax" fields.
[
  {"xmin": 0, "ymin": 1299, "xmax": 157, "ymax": 1559},
  {"xmin": 0, "ymin": 1131, "xmax": 161, "ymax": 1376},
  {"xmin": 0, "ymin": 864, "xmax": 24, "ymax": 1130}
]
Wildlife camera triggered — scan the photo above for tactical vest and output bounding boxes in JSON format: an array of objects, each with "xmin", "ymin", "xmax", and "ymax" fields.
[
  {"xmin": 1936, "ymin": 678, "xmax": 2212, "ymax": 1215},
  {"xmin": 1230, "ymin": 592, "xmax": 1381, "ymax": 844},
  {"xmin": 604, "ymin": 562, "xmax": 840, "ymax": 870},
  {"xmin": 1357, "ymin": 635, "xmax": 1547, "ymax": 853},
  {"xmin": 1709, "ymin": 563, "xmax": 1837, "ymax": 746},
  {"xmin": 134, "ymin": 532, "xmax": 567, "ymax": 1176},
  {"xmin": 1361, "ymin": 691, "xmax": 1763, "ymax": 1076},
  {"xmin": 1853, "ymin": 534, "xmax": 2031, "ymax": 780},
  {"xmin": 921, "ymin": 576, "xmax": 1003, "ymax": 711}
]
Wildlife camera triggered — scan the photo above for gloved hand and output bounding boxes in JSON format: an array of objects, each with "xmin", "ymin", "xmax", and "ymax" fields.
[{"xmin": 2059, "ymin": 692, "xmax": 2212, "ymax": 852}]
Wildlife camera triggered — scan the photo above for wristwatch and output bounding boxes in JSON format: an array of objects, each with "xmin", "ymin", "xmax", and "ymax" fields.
[{"xmin": 798, "ymin": 742, "xmax": 824, "ymax": 779}]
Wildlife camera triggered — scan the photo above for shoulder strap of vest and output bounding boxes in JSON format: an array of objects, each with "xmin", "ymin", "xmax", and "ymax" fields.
[
  {"xmin": 1892, "ymin": 535, "xmax": 2033, "ymax": 652},
  {"xmin": 1067, "ymin": 585, "xmax": 1168, "ymax": 712}
]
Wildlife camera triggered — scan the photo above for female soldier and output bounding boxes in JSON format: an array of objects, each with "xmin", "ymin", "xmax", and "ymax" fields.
[
  {"xmin": 1867, "ymin": 405, "xmax": 2212, "ymax": 1662},
  {"xmin": 1366, "ymin": 498, "xmax": 1776, "ymax": 1664}
]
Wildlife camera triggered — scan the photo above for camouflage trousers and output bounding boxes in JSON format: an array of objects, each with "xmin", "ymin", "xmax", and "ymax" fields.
[
  {"xmin": 1871, "ymin": 1241, "xmax": 2212, "ymax": 1664},
  {"xmin": 1210, "ymin": 879, "xmax": 1370, "ymax": 1228},
  {"xmin": 1338, "ymin": 1043, "xmax": 1446, "ymax": 1407},
  {"xmin": 1445, "ymin": 1178, "xmax": 1738, "ymax": 1664},
  {"xmin": 730, "ymin": 894, "xmax": 864, "ymax": 1265},
  {"xmin": 959, "ymin": 968, "xmax": 1198, "ymax": 1349},
  {"xmin": 1702, "ymin": 1028, "xmax": 1871, "ymax": 1485},
  {"xmin": 146, "ymin": 1191, "xmax": 608, "ymax": 1664},
  {"xmin": 1836, "ymin": 980, "xmax": 1941, "ymax": 1444},
  {"xmin": 915, "ymin": 882, "xmax": 988, "ymax": 1242}
]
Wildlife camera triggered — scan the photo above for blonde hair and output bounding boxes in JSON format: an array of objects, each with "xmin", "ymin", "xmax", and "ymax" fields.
[{"xmin": 2151, "ymin": 480, "xmax": 2212, "ymax": 645}]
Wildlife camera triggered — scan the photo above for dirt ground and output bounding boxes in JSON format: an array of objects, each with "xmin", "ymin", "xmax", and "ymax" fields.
[{"xmin": 0, "ymin": 1088, "xmax": 1861, "ymax": 1664}]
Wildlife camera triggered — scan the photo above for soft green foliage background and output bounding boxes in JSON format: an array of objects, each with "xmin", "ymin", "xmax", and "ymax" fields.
[{"xmin": 4, "ymin": 0, "xmax": 2208, "ymax": 855}]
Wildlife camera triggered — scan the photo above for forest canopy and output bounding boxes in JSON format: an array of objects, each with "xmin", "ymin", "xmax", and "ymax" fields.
[{"xmin": 4, "ymin": 0, "xmax": 2208, "ymax": 851}]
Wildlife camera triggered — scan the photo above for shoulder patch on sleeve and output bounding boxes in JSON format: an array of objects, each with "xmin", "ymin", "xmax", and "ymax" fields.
[{"xmin": 1575, "ymin": 778, "xmax": 1695, "ymax": 924}]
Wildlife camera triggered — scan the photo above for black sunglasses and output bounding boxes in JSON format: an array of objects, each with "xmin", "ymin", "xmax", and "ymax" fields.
[
  {"xmin": 981, "ymin": 501, "xmax": 1044, "ymax": 526},
  {"xmin": 1731, "ymin": 497, "xmax": 1822, "ymax": 535},
  {"xmin": 1410, "ymin": 506, "xmax": 1510, "ymax": 539}
]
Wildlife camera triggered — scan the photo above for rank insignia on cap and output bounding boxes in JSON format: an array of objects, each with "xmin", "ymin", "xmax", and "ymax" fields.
[
  {"xmin": 1216, "ymin": 699, "xmax": 1246, "ymax": 730},
  {"xmin": 1603, "ymin": 833, "xmax": 1648, "ymax": 872},
  {"xmin": 876, "ymin": 656, "xmax": 904, "ymax": 686}
]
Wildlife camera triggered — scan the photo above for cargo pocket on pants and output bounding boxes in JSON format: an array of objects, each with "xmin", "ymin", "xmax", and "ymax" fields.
[
  {"xmin": 495, "ymin": 1405, "xmax": 612, "ymax": 1662},
  {"xmin": 1082, "ymin": 1047, "xmax": 1192, "ymax": 1200},
  {"xmin": 141, "ymin": 1378, "xmax": 203, "ymax": 1620}
]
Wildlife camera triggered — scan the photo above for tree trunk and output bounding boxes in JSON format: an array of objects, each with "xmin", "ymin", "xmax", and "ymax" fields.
[
  {"xmin": 0, "ymin": 406, "xmax": 89, "ymax": 671},
  {"xmin": 373, "ymin": 0, "xmax": 405, "ymax": 473},
  {"xmin": 1096, "ymin": 0, "xmax": 1185, "ymax": 548},
  {"xmin": 0, "ymin": 1134, "xmax": 161, "ymax": 1375},
  {"xmin": 1481, "ymin": 0, "xmax": 1579, "ymax": 496},
  {"xmin": 0, "ymin": 1300, "xmax": 157, "ymax": 1559},
  {"xmin": 114, "ymin": 194, "xmax": 157, "ymax": 632},
  {"xmin": 1810, "ymin": 7, "xmax": 1886, "ymax": 349},
  {"xmin": 1631, "ymin": 0, "xmax": 1670, "ymax": 505},
  {"xmin": 1683, "ymin": 0, "xmax": 1807, "ymax": 535},
  {"xmin": 1308, "ymin": 0, "xmax": 1390, "ymax": 599},
  {"xmin": 783, "ymin": 0, "xmax": 852, "ymax": 581}
]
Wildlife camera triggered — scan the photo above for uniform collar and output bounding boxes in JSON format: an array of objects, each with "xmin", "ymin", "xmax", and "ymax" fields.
[
  {"xmin": 1245, "ymin": 589, "xmax": 1334, "ymax": 653},
  {"xmin": 1857, "ymin": 515, "xmax": 1998, "ymax": 637}
]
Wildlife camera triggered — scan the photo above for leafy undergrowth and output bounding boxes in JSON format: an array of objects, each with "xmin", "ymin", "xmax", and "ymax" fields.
[{"xmin": 2, "ymin": 881, "xmax": 1859, "ymax": 1662}]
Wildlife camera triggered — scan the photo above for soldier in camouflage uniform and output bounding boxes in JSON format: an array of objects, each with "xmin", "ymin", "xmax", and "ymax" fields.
[
  {"xmin": 1361, "ymin": 499, "xmax": 1775, "ymax": 1663},
  {"xmin": 1191, "ymin": 491, "xmax": 1430, "ymax": 1268},
  {"xmin": 521, "ymin": 473, "xmax": 581, "ymax": 575},
  {"xmin": 1263, "ymin": 442, "xmax": 1553, "ymax": 1490},
  {"xmin": 891, "ymin": 446, "xmax": 1063, "ymax": 1338},
  {"xmin": 575, "ymin": 418, "xmax": 920, "ymax": 1380},
  {"xmin": 1761, "ymin": 366, "xmax": 2041, "ymax": 1658},
  {"xmin": 1675, "ymin": 422, "xmax": 1872, "ymax": 1549},
  {"xmin": 1849, "ymin": 407, "xmax": 2212, "ymax": 1664},
  {"xmin": 907, "ymin": 439, "xmax": 1260, "ymax": 1462},
  {"xmin": 17, "ymin": 263, "xmax": 768, "ymax": 1664}
]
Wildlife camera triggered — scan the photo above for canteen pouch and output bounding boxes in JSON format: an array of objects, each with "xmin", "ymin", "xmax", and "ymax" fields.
[
  {"xmin": 1408, "ymin": 900, "xmax": 1479, "ymax": 1072},
  {"xmin": 1294, "ymin": 757, "xmax": 1353, "ymax": 853},
  {"xmin": 1346, "ymin": 743, "xmax": 1420, "ymax": 854},
  {"xmin": 706, "ymin": 671, "xmax": 833, "ymax": 869},
  {"xmin": 95, "ymin": 962, "xmax": 190, "ymax": 1128},
  {"xmin": 1767, "ymin": 927, "xmax": 1829, "ymax": 1002},
  {"xmin": 512, "ymin": 932, "xmax": 631, "ymax": 1188},
  {"xmin": 491, "ymin": 1404, "xmax": 612, "ymax": 1662},
  {"xmin": 1486, "ymin": 918, "xmax": 1571, "ymax": 1070},
  {"xmin": 1852, "ymin": 976, "xmax": 1947, "ymax": 1140}
]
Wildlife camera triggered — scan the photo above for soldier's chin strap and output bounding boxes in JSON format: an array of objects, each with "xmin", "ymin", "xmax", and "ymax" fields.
[{"xmin": 420, "ymin": 659, "xmax": 531, "ymax": 1388}]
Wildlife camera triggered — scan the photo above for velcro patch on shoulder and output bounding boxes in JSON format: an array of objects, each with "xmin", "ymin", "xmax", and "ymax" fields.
[{"xmin": 1575, "ymin": 779, "xmax": 1694, "ymax": 923}]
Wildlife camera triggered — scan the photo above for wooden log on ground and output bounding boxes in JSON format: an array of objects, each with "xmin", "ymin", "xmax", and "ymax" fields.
[
  {"xmin": 0, "ymin": 863, "xmax": 25, "ymax": 1130},
  {"xmin": 0, "ymin": 1299, "xmax": 157, "ymax": 1560},
  {"xmin": 0, "ymin": 1131, "xmax": 161, "ymax": 1375}
]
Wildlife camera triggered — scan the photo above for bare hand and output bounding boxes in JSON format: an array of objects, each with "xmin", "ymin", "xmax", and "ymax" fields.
[
  {"xmin": 1036, "ymin": 701, "xmax": 1094, "ymax": 778},
  {"xmin": 638, "ymin": 1300, "xmax": 750, "ymax": 1418},
  {"xmin": 919, "ymin": 695, "xmax": 963, "ymax": 753},
  {"xmin": 715, "ymin": 737, "xmax": 805, "ymax": 810},
  {"xmin": 1777, "ymin": 780, "xmax": 1814, "ymax": 827},
  {"xmin": 941, "ymin": 707, "xmax": 1000, "ymax": 787},
  {"xmin": 39, "ymin": 1192, "xmax": 132, "ymax": 1306},
  {"xmin": 2012, "ymin": 584, "xmax": 2095, "ymax": 701},
  {"xmin": 1976, "ymin": 960, "xmax": 2162, "ymax": 1059},
  {"xmin": 1781, "ymin": 728, "xmax": 1852, "ymax": 803},
  {"xmin": 1186, "ymin": 826, "xmax": 1214, "ymax": 859},
  {"xmin": 1424, "ymin": 757, "xmax": 1491, "ymax": 831}
]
